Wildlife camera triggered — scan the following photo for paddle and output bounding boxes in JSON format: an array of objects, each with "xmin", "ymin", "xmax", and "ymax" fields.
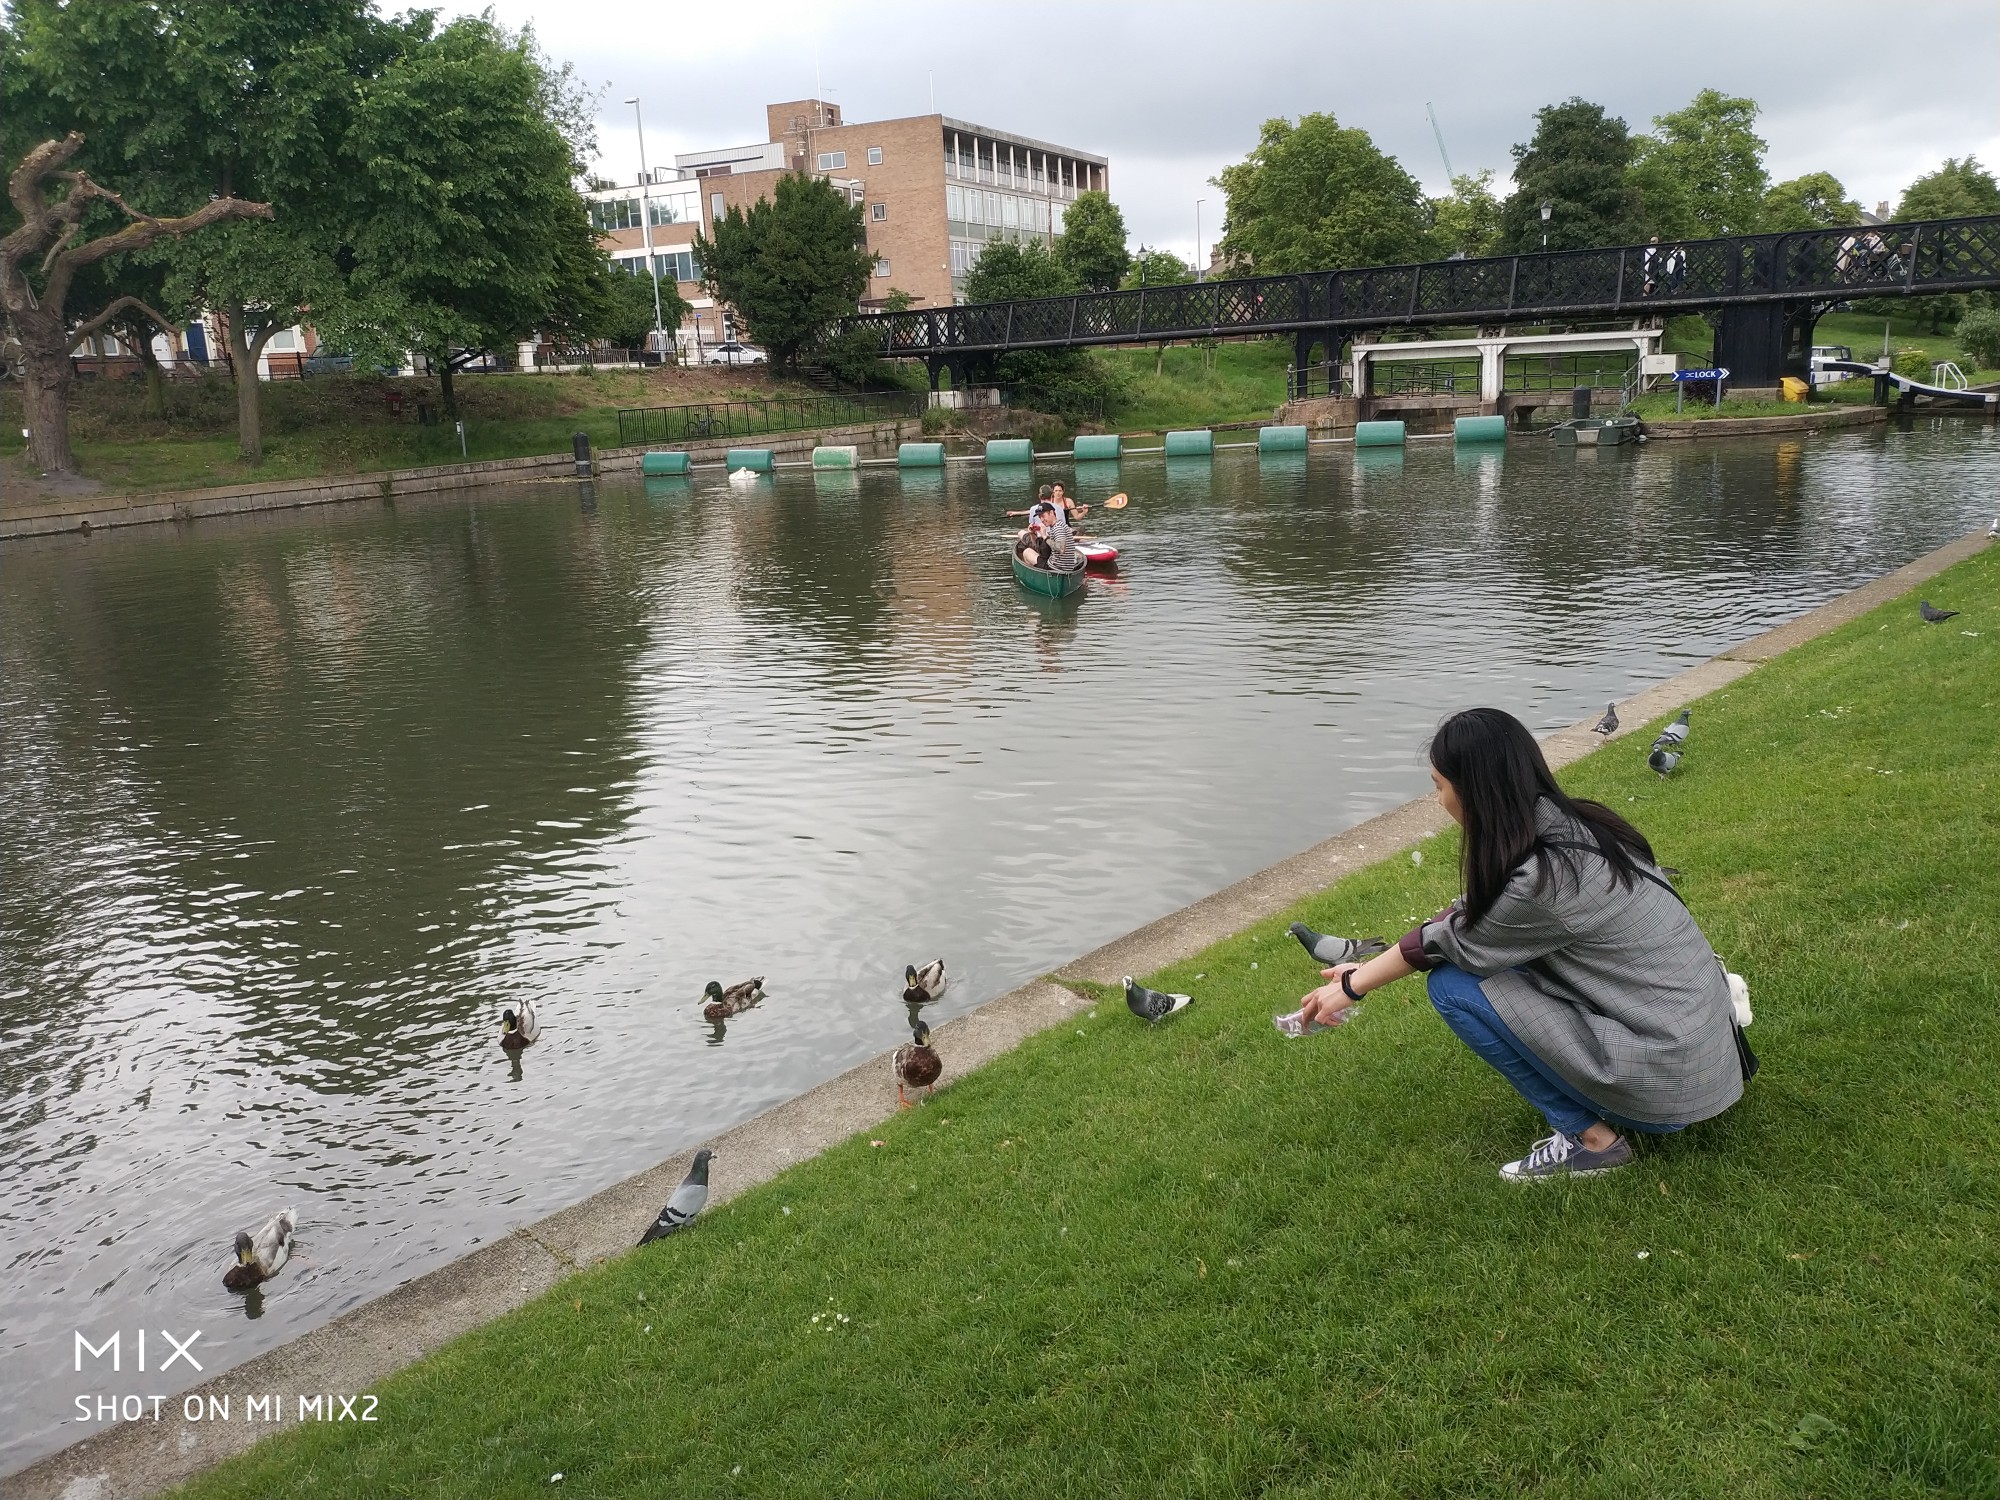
[{"xmin": 1003, "ymin": 493, "xmax": 1128, "ymax": 517}]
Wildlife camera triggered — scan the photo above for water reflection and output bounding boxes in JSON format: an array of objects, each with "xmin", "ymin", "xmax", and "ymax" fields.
[{"xmin": 1, "ymin": 421, "xmax": 1994, "ymax": 1471}]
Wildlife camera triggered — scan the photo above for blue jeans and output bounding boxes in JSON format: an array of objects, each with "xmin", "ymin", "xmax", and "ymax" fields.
[{"xmin": 1427, "ymin": 964, "xmax": 1686, "ymax": 1139}]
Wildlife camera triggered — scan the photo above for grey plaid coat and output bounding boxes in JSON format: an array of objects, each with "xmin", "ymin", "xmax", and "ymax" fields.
[{"xmin": 1414, "ymin": 799, "xmax": 1743, "ymax": 1127}]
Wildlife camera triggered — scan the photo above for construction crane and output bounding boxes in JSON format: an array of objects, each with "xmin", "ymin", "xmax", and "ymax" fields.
[{"xmin": 1426, "ymin": 101, "xmax": 1454, "ymax": 183}]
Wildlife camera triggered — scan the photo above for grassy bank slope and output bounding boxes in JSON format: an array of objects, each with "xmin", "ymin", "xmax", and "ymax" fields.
[{"xmin": 179, "ymin": 546, "xmax": 1998, "ymax": 1499}]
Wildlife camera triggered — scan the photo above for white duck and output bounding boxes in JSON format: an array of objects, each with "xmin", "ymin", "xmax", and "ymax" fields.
[
  {"xmin": 223, "ymin": 1208, "xmax": 297, "ymax": 1291},
  {"xmin": 727, "ymin": 466, "xmax": 761, "ymax": 488}
]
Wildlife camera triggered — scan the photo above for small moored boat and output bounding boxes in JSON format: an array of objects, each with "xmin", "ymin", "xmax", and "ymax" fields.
[
  {"xmin": 1011, "ymin": 551, "xmax": 1087, "ymax": 599},
  {"xmin": 1553, "ymin": 415, "xmax": 1641, "ymax": 447},
  {"xmin": 1077, "ymin": 542, "xmax": 1119, "ymax": 569}
]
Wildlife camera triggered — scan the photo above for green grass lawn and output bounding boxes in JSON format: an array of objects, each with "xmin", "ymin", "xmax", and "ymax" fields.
[
  {"xmin": 1098, "ymin": 338, "xmax": 1294, "ymax": 431},
  {"xmin": 0, "ymin": 367, "xmax": 849, "ymax": 497},
  {"xmin": 172, "ymin": 544, "xmax": 2000, "ymax": 1498}
]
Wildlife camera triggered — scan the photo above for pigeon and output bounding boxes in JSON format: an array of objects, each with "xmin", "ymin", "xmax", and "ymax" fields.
[
  {"xmin": 638, "ymin": 1150, "xmax": 714, "ymax": 1245},
  {"xmin": 1124, "ymin": 976, "xmax": 1193, "ymax": 1025},
  {"xmin": 1592, "ymin": 702, "xmax": 1619, "ymax": 736},
  {"xmin": 1651, "ymin": 709, "xmax": 1690, "ymax": 752},
  {"xmin": 1287, "ymin": 922, "xmax": 1389, "ymax": 967},
  {"xmin": 1919, "ymin": 599, "xmax": 1959, "ymax": 623},
  {"xmin": 1648, "ymin": 748, "xmax": 1681, "ymax": 777}
]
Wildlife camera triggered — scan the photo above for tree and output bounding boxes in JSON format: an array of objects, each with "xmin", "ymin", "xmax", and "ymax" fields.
[
  {"xmin": 1213, "ymin": 113, "xmax": 1431, "ymax": 273},
  {"xmin": 332, "ymin": 16, "xmax": 610, "ymax": 416},
  {"xmin": 1053, "ymin": 190, "xmax": 1130, "ymax": 292},
  {"xmin": 1121, "ymin": 249, "xmax": 1192, "ymax": 288},
  {"xmin": 1500, "ymin": 98, "xmax": 1645, "ymax": 252},
  {"xmin": 3, "ymin": 0, "xmax": 399, "ymax": 461},
  {"xmin": 1761, "ymin": 171, "xmax": 1861, "ymax": 232},
  {"xmin": 588, "ymin": 263, "xmax": 690, "ymax": 349},
  {"xmin": 696, "ymin": 173, "xmax": 874, "ymax": 367},
  {"xmin": 0, "ymin": 134, "xmax": 269, "ymax": 473},
  {"xmin": 1629, "ymin": 89, "xmax": 1770, "ymax": 239},
  {"xmin": 1956, "ymin": 307, "xmax": 2000, "ymax": 371},
  {"xmin": 1895, "ymin": 156, "xmax": 2000, "ymax": 220},
  {"xmin": 1429, "ymin": 169, "xmax": 1503, "ymax": 258},
  {"xmin": 962, "ymin": 239, "xmax": 1074, "ymax": 303}
]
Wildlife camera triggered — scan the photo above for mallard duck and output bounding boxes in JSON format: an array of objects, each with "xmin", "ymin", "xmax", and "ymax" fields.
[
  {"xmin": 222, "ymin": 1208, "xmax": 297, "ymax": 1291},
  {"xmin": 499, "ymin": 998, "xmax": 540, "ymax": 1051},
  {"xmin": 902, "ymin": 958, "xmax": 948, "ymax": 1006},
  {"xmin": 638, "ymin": 1149, "xmax": 714, "ymax": 1244},
  {"xmin": 893, "ymin": 1020, "xmax": 943, "ymax": 1106},
  {"xmin": 702, "ymin": 977, "xmax": 764, "ymax": 1022}
]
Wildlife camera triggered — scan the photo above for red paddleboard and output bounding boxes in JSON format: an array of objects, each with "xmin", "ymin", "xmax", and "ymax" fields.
[{"xmin": 1078, "ymin": 542, "xmax": 1119, "ymax": 569}]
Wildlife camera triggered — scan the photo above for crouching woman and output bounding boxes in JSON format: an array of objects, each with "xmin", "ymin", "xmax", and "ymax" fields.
[{"xmin": 1299, "ymin": 707, "xmax": 1745, "ymax": 1181}]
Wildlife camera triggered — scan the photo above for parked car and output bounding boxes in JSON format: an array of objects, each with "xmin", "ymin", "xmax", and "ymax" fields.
[
  {"xmin": 1810, "ymin": 344, "xmax": 1858, "ymax": 382},
  {"xmin": 704, "ymin": 342, "xmax": 767, "ymax": 366}
]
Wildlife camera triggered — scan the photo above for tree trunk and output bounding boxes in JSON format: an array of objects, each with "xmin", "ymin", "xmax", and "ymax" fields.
[
  {"xmin": 438, "ymin": 359, "xmax": 458, "ymax": 420},
  {"xmin": 19, "ymin": 334, "xmax": 77, "ymax": 473},
  {"xmin": 129, "ymin": 325, "xmax": 168, "ymax": 418},
  {"xmin": 1155, "ymin": 341, "xmax": 1166, "ymax": 377},
  {"xmin": 225, "ymin": 299, "xmax": 264, "ymax": 462}
]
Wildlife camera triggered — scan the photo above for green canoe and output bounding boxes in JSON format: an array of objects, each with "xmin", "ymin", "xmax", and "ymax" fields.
[{"xmin": 1011, "ymin": 551, "xmax": 1087, "ymax": 599}]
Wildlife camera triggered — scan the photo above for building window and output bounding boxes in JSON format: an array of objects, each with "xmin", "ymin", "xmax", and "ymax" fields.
[
  {"xmin": 648, "ymin": 198, "xmax": 690, "ymax": 227},
  {"xmin": 867, "ymin": 146, "xmax": 883, "ymax": 166},
  {"xmin": 870, "ymin": 202, "xmax": 887, "ymax": 222},
  {"xmin": 816, "ymin": 150, "xmax": 846, "ymax": 170},
  {"xmin": 874, "ymin": 257, "xmax": 891, "ymax": 278},
  {"xmin": 589, "ymin": 198, "xmax": 643, "ymax": 232},
  {"xmin": 710, "ymin": 192, "xmax": 725, "ymax": 221}
]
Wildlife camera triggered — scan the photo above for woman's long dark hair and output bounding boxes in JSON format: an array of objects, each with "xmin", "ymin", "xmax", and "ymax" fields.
[{"xmin": 1429, "ymin": 707, "xmax": 1655, "ymax": 925}]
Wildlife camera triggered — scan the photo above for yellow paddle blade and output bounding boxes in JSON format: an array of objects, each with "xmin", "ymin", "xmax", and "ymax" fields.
[{"xmin": 1102, "ymin": 493, "xmax": 1129, "ymax": 509}]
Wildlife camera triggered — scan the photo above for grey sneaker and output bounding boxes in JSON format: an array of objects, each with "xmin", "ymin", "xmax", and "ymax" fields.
[{"xmin": 1499, "ymin": 1130, "xmax": 1633, "ymax": 1183}]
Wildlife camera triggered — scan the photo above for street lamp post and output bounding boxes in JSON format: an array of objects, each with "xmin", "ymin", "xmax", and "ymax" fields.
[
  {"xmin": 626, "ymin": 96, "xmax": 668, "ymax": 361},
  {"xmin": 1540, "ymin": 199, "xmax": 1552, "ymax": 251},
  {"xmin": 1195, "ymin": 198, "xmax": 1205, "ymax": 282}
]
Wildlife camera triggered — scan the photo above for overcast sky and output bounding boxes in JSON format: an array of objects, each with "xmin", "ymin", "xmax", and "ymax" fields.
[{"xmin": 445, "ymin": 0, "xmax": 2000, "ymax": 263}]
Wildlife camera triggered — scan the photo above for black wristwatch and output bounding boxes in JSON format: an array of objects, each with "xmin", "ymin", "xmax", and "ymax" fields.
[{"xmin": 1340, "ymin": 970, "xmax": 1363, "ymax": 1002}]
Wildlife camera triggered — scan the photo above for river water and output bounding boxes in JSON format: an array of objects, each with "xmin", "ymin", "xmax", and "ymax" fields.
[{"xmin": 2, "ymin": 418, "xmax": 1994, "ymax": 1471}]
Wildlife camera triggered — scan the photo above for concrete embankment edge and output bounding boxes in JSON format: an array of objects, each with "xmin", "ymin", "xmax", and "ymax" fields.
[
  {"xmin": 0, "ymin": 419, "xmax": 922, "ymax": 542},
  {"xmin": 1638, "ymin": 404, "xmax": 1888, "ymax": 440},
  {"xmin": 9, "ymin": 524, "xmax": 1990, "ymax": 1500}
]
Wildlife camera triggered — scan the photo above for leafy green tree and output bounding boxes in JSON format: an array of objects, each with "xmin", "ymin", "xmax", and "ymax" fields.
[
  {"xmin": 332, "ymin": 16, "xmax": 607, "ymax": 416},
  {"xmin": 585, "ymin": 262, "xmax": 690, "ymax": 349},
  {"xmin": 1213, "ymin": 113, "xmax": 1431, "ymax": 272},
  {"xmin": 1628, "ymin": 89, "xmax": 1769, "ymax": 238},
  {"xmin": 1429, "ymin": 169, "xmax": 1503, "ymax": 258},
  {"xmin": 1, "ymin": 0, "xmax": 387, "ymax": 461},
  {"xmin": 1956, "ymin": 307, "xmax": 2000, "ymax": 371},
  {"xmin": 963, "ymin": 239, "xmax": 1075, "ymax": 303},
  {"xmin": 1121, "ymin": 249, "xmax": 1193, "ymax": 288},
  {"xmin": 1053, "ymin": 190, "xmax": 1130, "ymax": 292},
  {"xmin": 1500, "ymin": 98, "xmax": 1646, "ymax": 252},
  {"xmin": 695, "ymin": 173, "xmax": 874, "ymax": 367},
  {"xmin": 1761, "ymin": 171, "xmax": 1861, "ymax": 231},
  {"xmin": 1896, "ymin": 156, "xmax": 2000, "ymax": 220}
]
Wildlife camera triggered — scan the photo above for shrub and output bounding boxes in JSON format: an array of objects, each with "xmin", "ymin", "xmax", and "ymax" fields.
[
  {"xmin": 1955, "ymin": 307, "xmax": 2000, "ymax": 371},
  {"xmin": 1891, "ymin": 346, "xmax": 1933, "ymax": 381}
]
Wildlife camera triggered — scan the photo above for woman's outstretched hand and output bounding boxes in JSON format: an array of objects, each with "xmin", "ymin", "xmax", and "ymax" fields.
[{"xmin": 1299, "ymin": 964, "xmax": 1361, "ymax": 1028}]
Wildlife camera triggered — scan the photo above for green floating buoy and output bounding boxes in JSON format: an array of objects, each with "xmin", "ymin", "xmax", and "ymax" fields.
[
  {"xmin": 1453, "ymin": 415, "xmax": 1507, "ymax": 444},
  {"xmin": 812, "ymin": 445, "xmax": 859, "ymax": 469},
  {"xmin": 897, "ymin": 442, "xmax": 946, "ymax": 468},
  {"xmin": 1072, "ymin": 433, "xmax": 1121, "ymax": 462},
  {"xmin": 641, "ymin": 451, "xmax": 691, "ymax": 476},
  {"xmin": 1163, "ymin": 429, "xmax": 1214, "ymax": 457},
  {"xmin": 1354, "ymin": 420, "xmax": 1406, "ymax": 448},
  {"xmin": 1258, "ymin": 424, "xmax": 1308, "ymax": 453},
  {"xmin": 725, "ymin": 448, "xmax": 774, "ymax": 472},
  {"xmin": 984, "ymin": 438, "xmax": 1033, "ymax": 466}
]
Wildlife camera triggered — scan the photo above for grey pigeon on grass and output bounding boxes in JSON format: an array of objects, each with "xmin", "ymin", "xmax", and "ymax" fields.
[
  {"xmin": 1592, "ymin": 703, "xmax": 1619, "ymax": 736},
  {"xmin": 1648, "ymin": 748, "xmax": 1681, "ymax": 776},
  {"xmin": 1124, "ymin": 977, "xmax": 1193, "ymax": 1025},
  {"xmin": 638, "ymin": 1149, "xmax": 713, "ymax": 1244},
  {"xmin": 1651, "ymin": 709, "xmax": 1690, "ymax": 751},
  {"xmin": 1919, "ymin": 599, "xmax": 1959, "ymax": 623},
  {"xmin": 1288, "ymin": 923, "xmax": 1389, "ymax": 966}
]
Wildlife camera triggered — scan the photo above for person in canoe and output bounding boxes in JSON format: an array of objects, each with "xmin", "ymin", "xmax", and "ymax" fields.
[
  {"xmin": 1017, "ymin": 501, "xmax": 1082, "ymax": 574},
  {"xmin": 1049, "ymin": 481, "xmax": 1090, "ymax": 528}
]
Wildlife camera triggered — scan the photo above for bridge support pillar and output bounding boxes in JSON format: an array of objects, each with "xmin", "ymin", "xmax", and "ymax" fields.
[
  {"xmin": 1293, "ymin": 327, "xmax": 1348, "ymax": 386},
  {"xmin": 1713, "ymin": 301, "xmax": 1816, "ymax": 387}
]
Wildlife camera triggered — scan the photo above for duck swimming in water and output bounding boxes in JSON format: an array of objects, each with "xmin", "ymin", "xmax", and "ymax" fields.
[
  {"xmin": 702, "ymin": 977, "xmax": 764, "ymax": 1022},
  {"xmin": 222, "ymin": 1208, "xmax": 297, "ymax": 1291},
  {"xmin": 499, "ymin": 998, "xmax": 540, "ymax": 1051},
  {"xmin": 902, "ymin": 958, "xmax": 948, "ymax": 1006}
]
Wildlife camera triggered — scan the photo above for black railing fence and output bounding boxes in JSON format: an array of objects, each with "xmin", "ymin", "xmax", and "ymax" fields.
[
  {"xmin": 615, "ymin": 391, "xmax": 924, "ymax": 448},
  {"xmin": 841, "ymin": 214, "xmax": 2000, "ymax": 356}
]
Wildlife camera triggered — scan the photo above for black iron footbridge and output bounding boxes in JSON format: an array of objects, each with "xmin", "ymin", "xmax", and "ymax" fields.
[{"xmin": 840, "ymin": 214, "xmax": 2000, "ymax": 387}]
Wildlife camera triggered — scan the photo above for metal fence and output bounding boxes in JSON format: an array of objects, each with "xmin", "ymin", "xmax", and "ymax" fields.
[
  {"xmin": 1502, "ymin": 352, "xmax": 1638, "ymax": 393},
  {"xmin": 615, "ymin": 390, "xmax": 925, "ymax": 448}
]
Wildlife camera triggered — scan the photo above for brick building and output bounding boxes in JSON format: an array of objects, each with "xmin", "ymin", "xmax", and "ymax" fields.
[{"xmin": 587, "ymin": 99, "xmax": 1108, "ymax": 350}]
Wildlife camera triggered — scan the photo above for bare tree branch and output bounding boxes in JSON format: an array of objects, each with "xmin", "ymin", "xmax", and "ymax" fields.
[{"xmin": 65, "ymin": 295, "xmax": 177, "ymax": 353}]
